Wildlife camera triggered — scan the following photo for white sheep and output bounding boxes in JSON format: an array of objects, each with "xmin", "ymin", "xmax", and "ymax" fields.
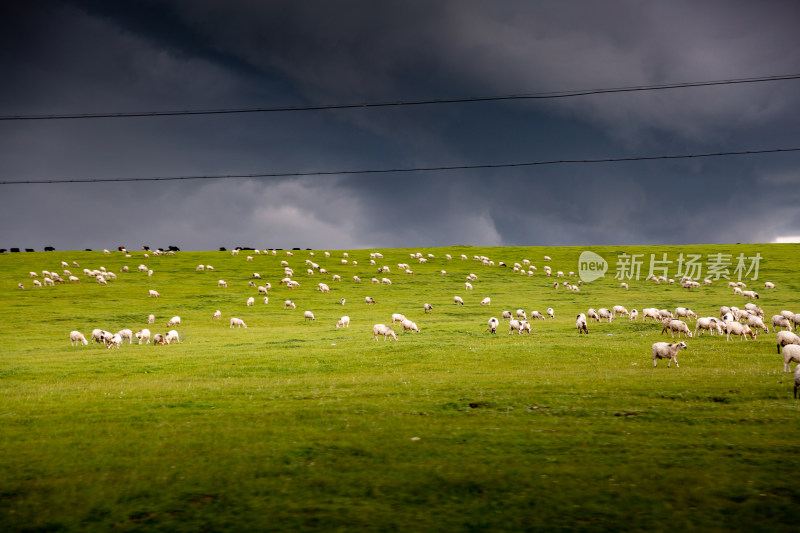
[
  {"xmin": 598, "ymin": 308, "xmax": 613, "ymax": 323},
  {"xmin": 400, "ymin": 318, "xmax": 420, "ymax": 333},
  {"xmin": 662, "ymin": 319, "xmax": 693, "ymax": 338},
  {"xmin": 218, "ymin": 280, "xmax": 228, "ymax": 288},
  {"xmin": 230, "ymin": 317, "xmax": 247, "ymax": 328},
  {"xmin": 148, "ymin": 314, "xmax": 155, "ymax": 324},
  {"xmin": 611, "ymin": 306, "xmax": 629, "ymax": 317},
  {"xmin": 764, "ymin": 281, "xmax": 776, "ymax": 289},
  {"xmin": 135, "ymin": 329, "xmax": 151, "ymax": 344},
  {"xmin": 106, "ymin": 333, "xmax": 123, "ymax": 349},
  {"xmin": 508, "ymin": 319, "xmax": 527, "ymax": 335},
  {"xmin": 117, "ymin": 329, "xmax": 134, "ymax": 344},
  {"xmin": 454, "ymin": 296, "xmax": 464, "ymax": 305},
  {"xmin": 285, "ymin": 300, "xmax": 296, "ymax": 309},
  {"xmin": 246, "ymin": 297, "xmax": 255, "ymax": 306},
  {"xmin": 373, "ymin": 324, "xmax": 398, "ymax": 341},
  {"xmin": 391, "ymin": 313, "xmax": 406, "ymax": 324},
  {"xmin": 782, "ymin": 345, "xmax": 800, "ymax": 372},
  {"xmin": 547, "ymin": 308, "xmax": 554, "ymax": 319},
  {"xmin": 424, "ymin": 303, "xmax": 433, "ymax": 313},
  {"xmin": 465, "ymin": 282, "xmax": 473, "ymax": 291},
  {"xmin": 745, "ymin": 315, "xmax": 769, "ymax": 335},
  {"xmin": 381, "ymin": 277, "xmax": 392, "ymax": 285},
  {"xmin": 70, "ymin": 331, "xmax": 88, "ymax": 346},
  {"xmin": 587, "ymin": 309, "xmax": 600, "ymax": 322},
  {"xmin": 365, "ymin": 296, "xmax": 376, "ymax": 305},
  {"xmin": 148, "ymin": 289, "xmax": 160, "ymax": 298},
  {"xmin": 165, "ymin": 330, "xmax": 180, "ymax": 344},
  {"xmin": 336, "ymin": 316, "xmax": 350, "ymax": 329},
  {"xmin": 91, "ymin": 329, "xmax": 112, "ymax": 344},
  {"xmin": 196, "ymin": 264, "xmax": 205, "ymax": 271},
  {"xmin": 642, "ymin": 308, "xmax": 661, "ymax": 322},
  {"xmin": 674, "ymin": 307, "xmax": 697, "ymax": 321},
  {"xmin": 152, "ymin": 333, "xmax": 166, "ymax": 345},
  {"xmin": 777, "ymin": 331, "xmax": 800, "ymax": 353},
  {"xmin": 741, "ymin": 290, "xmax": 759, "ymax": 299},
  {"xmin": 530, "ymin": 311, "xmax": 545, "ymax": 321},
  {"xmin": 304, "ymin": 311, "xmax": 316, "ymax": 321},
  {"xmin": 694, "ymin": 317, "xmax": 723, "ymax": 336},
  {"xmin": 206, "ymin": 265, "xmax": 215, "ymax": 271},
  {"xmin": 480, "ymin": 297, "xmax": 491, "ymax": 306},
  {"xmin": 620, "ymin": 282, "xmax": 629, "ymax": 290},
  {"xmin": 167, "ymin": 316, "xmax": 181, "ymax": 327},
  {"xmin": 725, "ymin": 321, "xmax": 754, "ymax": 341},
  {"xmin": 576, "ymin": 314, "xmax": 588, "ymax": 334},
  {"xmin": 629, "ymin": 309, "xmax": 638, "ymax": 321},
  {"xmin": 317, "ymin": 283, "xmax": 330, "ymax": 293},
  {"xmin": 487, "ymin": 317, "xmax": 499, "ymax": 334},
  {"xmin": 772, "ymin": 315, "xmax": 793, "ymax": 332},
  {"xmin": 516, "ymin": 309, "xmax": 527, "ymax": 320},
  {"xmin": 652, "ymin": 341, "xmax": 687, "ymax": 368}
]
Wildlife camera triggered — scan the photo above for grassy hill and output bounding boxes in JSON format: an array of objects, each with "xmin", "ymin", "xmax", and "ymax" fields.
[{"xmin": 1, "ymin": 244, "xmax": 799, "ymax": 532}]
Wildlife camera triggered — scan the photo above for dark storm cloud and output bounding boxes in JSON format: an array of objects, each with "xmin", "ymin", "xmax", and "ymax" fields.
[{"xmin": 1, "ymin": 1, "xmax": 799, "ymax": 250}]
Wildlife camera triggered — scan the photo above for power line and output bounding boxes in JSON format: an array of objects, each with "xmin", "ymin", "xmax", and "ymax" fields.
[
  {"xmin": 2, "ymin": 73, "xmax": 799, "ymax": 121},
  {"xmin": 2, "ymin": 147, "xmax": 798, "ymax": 185}
]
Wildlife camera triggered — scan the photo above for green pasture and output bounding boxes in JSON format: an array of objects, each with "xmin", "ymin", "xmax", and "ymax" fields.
[{"xmin": 1, "ymin": 244, "xmax": 798, "ymax": 532}]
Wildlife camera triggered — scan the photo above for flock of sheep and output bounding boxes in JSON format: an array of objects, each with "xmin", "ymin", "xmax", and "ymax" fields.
[{"xmin": 17, "ymin": 246, "xmax": 800, "ymax": 397}]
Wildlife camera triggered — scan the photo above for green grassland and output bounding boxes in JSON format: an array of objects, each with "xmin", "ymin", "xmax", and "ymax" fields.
[{"xmin": 1, "ymin": 244, "xmax": 799, "ymax": 532}]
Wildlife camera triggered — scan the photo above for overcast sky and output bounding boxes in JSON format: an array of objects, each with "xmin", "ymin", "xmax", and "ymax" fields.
[{"xmin": 2, "ymin": 1, "xmax": 799, "ymax": 251}]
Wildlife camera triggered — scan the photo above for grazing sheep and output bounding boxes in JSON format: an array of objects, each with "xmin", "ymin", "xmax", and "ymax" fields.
[
  {"xmin": 117, "ymin": 329, "xmax": 134, "ymax": 344},
  {"xmin": 353, "ymin": 276, "xmax": 361, "ymax": 283},
  {"xmin": 543, "ymin": 256, "xmax": 551, "ymax": 261},
  {"xmin": 587, "ymin": 309, "xmax": 600, "ymax": 322},
  {"xmin": 148, "ymin": 289, "xmax": 160, "ymax": 298},
  {"xmin": 465, "ymin": 282, "xmax": 473, "ymax": 291},
  {"xmin": 317, "ymin": 283, "xmax": 330, "ymax": 293},
  {"xmin": 424, "ymin": 303, "xmax": 433, "ymax": 313},
  {"xmin": 131, "ymin": 328, "xmax": 150, "ymax": 344},
  {"xmin": 694, "ymin": 317, "xmax": 723, "ymax": 336},
  {"xmin": 629, "ymin": 309, "xmax": 638, "ymax": 321},
  {"xmin": 304, "ymin": 311, "xmax": 316, "ymax": 321},
  {"xmin": 764, "ymin": 281, "xmax": 776, "ymax": 289},
  {"xmin": 70, "ymin": 331, "xmax": 88, "ymax": 346},
  {"xmin": 230, "ymin": 318, "xmax": 247, "ymax": 328},
  {"xmin": 508, "ymin": 319, "xmax": 526, "ymax": 335},
  {"xmin": 196, "ymin": 264, "xmax": 205, "ymax": 271},
  {"xmin": 373, "ymin": 324, "xmax": 398, "ymax": 341},
  {"xmin": 336, "ymin": 316, "xmax": 350, "ymax": 329},
  {"xmin": 248, "ymin": 281, "xmax": 257, "ymax": 288},
  {"xmin": 400, "ymin": 318, "xmax": 420, "ymax": 333},
  {"xmin": 662, "ymin": 319, "xmax": 693, "ymax": 338},
  {"xmin": 772, "ymin": 315, "xmax": 793, "ymax": 332},
  {"xmin": 167, "ymin": 316, "xmax": 181, "ymax": 327},
  {"xmin": 206, "ymin": 265, "xmax": 215, "ymax": 271},
  {"xmin": 782, "ymin": 345, "xmax": 800, "ymax": 372},
  {"xmin": 454, "ymin": 296, "xmax": 464, "ymax": 305},
  {"xmin": 576, "ymin": 314, "xmax": 588, "ymax": 334},
  {"xmin": 744, "ymin": 303, "xmax": 764, "ymax": 318},
  {"xmin": 620, "ymin": 282, "xmax": 629, "ymax": 290},
  {"xmin": 746, "ymin": 315, "xmax": 769, "ymax": 335},
  {"xmin": 725, "ymin": 321, "xmax": 755, "ymax": 341},
  {"xmin": 218, "ymin": 280, "xmax": 227, "ymax": 288},
  {"xmin": 777, "ymin": 331, "xmax": 800, "ymax": 353},
  {"xmin": 612, "ymin": 306, "xmax": 629, "ymax": 317},
  {"xmin": 391, "ymin": 313, "xmax": 406, "ymax": 324},
  {"xmin": 147, "ymin": 314, "xmax": 155, "ymax": 324},
  {"xmin": 17, "ymin": 283, "xmax": 24, "ymax": 290},
  {"xmin": 598, "ymin": 308, "xmax": 613, "ymax": 323},
  {"xmin": 487, "ymin": 317, "xmax": 499, "ymax": 334},
  {"xmin": 33, "ymin": 280, "xmax": 42, "ymax": 288},
  {"xmin": 106, "ymin": 333, "xmax": 123, "ymax": 349},
  {"xmin": 740, "ymin": 290, "xmax": 758, "ymax": 299},
  {"xmin": 285, "ymin": 300, "xmax": 296, "ymax": 310},
  {"xmin": 258, "ymin": 286, "xmax": 268, "ymax": 295},
  {"xmin": 371, "ymin": 278, "xmax": 380, "ymax": 284},
  {"xmin": 652, "ymin": 341, "xmax": 687, "ymax": 368},
  {"xmin": 246, "ymin": 297, "xmax": 255, "ymax": 306},
  {"xmin": 516, "ymin": 309, "xmax": 527, "ymax": 320},
  {"xmin": 480, "ymin": 297, "xmax": 491, "ymax": 306},
  {"xmin": 674, "ymin": 307, "xmax": 697, "ymax": 321},
  {"xmin": 365, "ymin": 296, "xmax": 376, "ymax": 305},
  {"xmin": 547, "ymin": 308, "xmax": 554, "ymax": 319},
  {"xmin": 530, "ymin": 311, "xmax": 545, "ymax": 320},
  {"xmin": 91, "ymin": 329, "xmax": 112, "ymax": 344},
  {"xmin": 165, "ymin": 330, "xmax": 180, "ymax": 344},
  {"xmin": 642, "ymin": 308, "xmax": 662, "ymax": 322},
  {"xmin": 153, "ymin": 333, "xmax": 166, "ymax": 345},
  {"xmin": 795, "ymin": 366, "xmax": 800, "ymax": 398},
  {"xmin": 96, "ymin": 276, "xmax": 107, "ymax": 286},
  {"xmin": 381, "ymin": 277, "xmax": 392, "ymax": 285},
  {"xmin": 780, "ymin": 310, "xmax": 796, "ymax": 321}
]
